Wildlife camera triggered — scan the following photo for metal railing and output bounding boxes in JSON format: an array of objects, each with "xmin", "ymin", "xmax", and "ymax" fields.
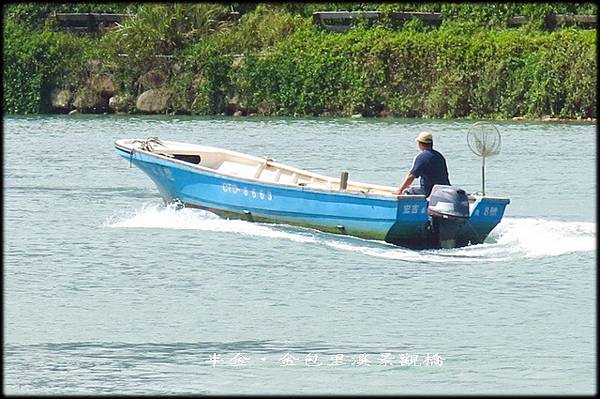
[{"xmin": 313, "ymin": 10, "xmax": 597, "ymax": 32}]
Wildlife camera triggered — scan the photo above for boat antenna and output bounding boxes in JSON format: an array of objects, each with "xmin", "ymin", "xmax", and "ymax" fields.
[{"xmin": 467, "ymin": 122, "xmax": 501, "ymax": 196}]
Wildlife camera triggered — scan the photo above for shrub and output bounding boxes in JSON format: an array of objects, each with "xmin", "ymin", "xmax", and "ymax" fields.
[
  {"xmin": 4, "ymin": 2, "xmax": 597, "ymax": 119},
  {"xmin": 3, "ymin": 20, "xmax": 92, "ymax": 113}
]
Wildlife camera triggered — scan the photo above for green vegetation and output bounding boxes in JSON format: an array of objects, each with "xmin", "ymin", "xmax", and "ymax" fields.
[
  {"xmin": 3, "ymin": 19, "xmax": 95, "ymax": 113},
  {"xmin": 3, "ymin": 2, "xmax": 597, "ymax": 119}
]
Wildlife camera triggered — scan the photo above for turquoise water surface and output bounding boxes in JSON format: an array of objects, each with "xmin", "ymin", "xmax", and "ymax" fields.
[{"xmin": 3, "ymin": 115, "xmax": 596, "ymax": 394}]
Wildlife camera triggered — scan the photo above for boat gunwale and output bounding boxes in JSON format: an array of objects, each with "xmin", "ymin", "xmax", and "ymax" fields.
[
  {"xmin": 115, "ymin": 139, "xmax": 400, "ymax": 192},
  {"xmin": 114, "ymin": 139, "xmax": 510, "ymax": 204},
  {"xmin": 114, "ymin": 140, "xmax": 426, "ymax": 202}
]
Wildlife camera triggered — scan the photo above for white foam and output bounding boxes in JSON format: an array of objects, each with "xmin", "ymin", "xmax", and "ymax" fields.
[
  {"xmin": 104, "ymin": 204, "xmax": 595, "ymax": 262},
  {"xmin": 490, "ymin": 217, "xmax": 596, "ymax": 257},
  {"xmin": 103, "ymin": 202, "xmax": 317, "ymax": 244}
]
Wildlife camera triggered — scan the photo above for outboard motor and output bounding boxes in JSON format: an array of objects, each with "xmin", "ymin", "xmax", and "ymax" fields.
[{"xmin": 427, "ymin": 185, "xmax": 470, "ymax": 248}]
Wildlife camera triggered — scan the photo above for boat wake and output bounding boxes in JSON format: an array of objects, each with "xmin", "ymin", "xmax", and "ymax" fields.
[
  {"xmin": 103, "ymin": 202, "xmax": 318, "ymax": 244},
  {"xmin": 104, "ymin": 202, "xmax": 595, "ymax": 263}
]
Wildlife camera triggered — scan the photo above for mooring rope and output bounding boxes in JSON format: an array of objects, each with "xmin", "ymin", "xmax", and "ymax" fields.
[
  {"xmin": 129, "ymin": 137, "xmax": 165, "ymax": 167},
  {"xmin": 141, "ymin": 137, "xmax": 164, "ymax": 151}
]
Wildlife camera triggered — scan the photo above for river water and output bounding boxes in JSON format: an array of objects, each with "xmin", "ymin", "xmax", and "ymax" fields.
[{"xmin": 3, "ymin": 115, "xmax": 596, "ymax": 394}]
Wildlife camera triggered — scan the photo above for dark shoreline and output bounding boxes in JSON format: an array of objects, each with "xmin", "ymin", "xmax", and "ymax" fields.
[{"xmin": 15, "ymin": 111, "xmax": 596, "ymax": 125}]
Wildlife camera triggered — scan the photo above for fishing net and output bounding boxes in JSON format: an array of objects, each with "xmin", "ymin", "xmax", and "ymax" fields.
[
  {"xmin": 467, "ymin": 122, "xmax": 501, "ymax": 157},
  {"xmin": 467, "ymin": 122, "xmax": 501, "ymax": 195}
]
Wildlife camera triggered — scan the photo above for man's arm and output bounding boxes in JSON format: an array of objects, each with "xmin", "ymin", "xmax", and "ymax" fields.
[{"xmin": 393, "ymin": 173, "xmax": 416, "ymax": 195}]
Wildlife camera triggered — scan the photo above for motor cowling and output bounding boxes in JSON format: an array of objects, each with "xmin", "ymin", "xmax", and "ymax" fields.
[
  {"xmin": 428, "ymin": 185, "xmax": 470, "ymax": 219},
  {"xmin": 427, "ymin": 185, "xmax": 470, "ymax": 249}
]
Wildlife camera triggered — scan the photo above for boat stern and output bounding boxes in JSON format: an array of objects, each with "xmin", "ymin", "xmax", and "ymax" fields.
[
  {"xmin": 384, "ymin": 195, "xmax": 431, "ymax": 248},
  {"xmin": 457, "ymin": 196, "xmax": 510, "ymax": 245}
]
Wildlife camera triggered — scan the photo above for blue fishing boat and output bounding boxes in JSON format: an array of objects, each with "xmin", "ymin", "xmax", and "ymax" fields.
[{"xmin": 114, "ymin": 137, "xmax": 509, "ymax": 249}]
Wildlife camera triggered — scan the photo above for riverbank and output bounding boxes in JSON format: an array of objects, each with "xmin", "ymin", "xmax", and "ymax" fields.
[
  {"xmin": 61, "ymin": 109, "xmax": 598, "ymax": 125},
  {"xmin": 3, "ymin": 3, "xmax": 597, "ymax": 121}
]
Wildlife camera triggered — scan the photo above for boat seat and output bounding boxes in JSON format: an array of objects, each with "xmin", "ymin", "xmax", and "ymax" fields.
[
  {"xmin": 305, "ymin": 182, "xmax": 334, "ymax": 191},
  {"xmin": 258, "ymin": 167, "xmax": 279, "ymax": 182},
  {"xmin": 253, "ymin": 163, "xmax": 266, "ymax": 179},
  {"xmin": 217, "ymin": 160, "xmax": 257, "ymax": 177}
]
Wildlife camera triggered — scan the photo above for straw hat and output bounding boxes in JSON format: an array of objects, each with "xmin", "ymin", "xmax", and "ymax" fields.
[{"xmin": 415, "ymin": 132, "xmax": 433, "ymax": 144}]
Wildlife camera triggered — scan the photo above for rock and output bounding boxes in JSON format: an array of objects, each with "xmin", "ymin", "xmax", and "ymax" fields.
[
  {"xmin": 109, "ymin": 95, "xmax": 132, "ymax": 112},
  {"xmin": 233, "ymin": 110, "xmax": 243, "ymax": 117},
  {"xmin": 224, "ymin": 105, "xmax": 237, "ymax": 115},
  {"xmin": 50, "ymin": 89, "xmax": 72, "ymax": 111},
  {"xmin": 224, "ymin": 94, "xmax": 241, "ymax": 115},
  {"xmin": 137, "ymin": 70, "xmax": 166, "ymax": 91},
  {"xmin": 91, "ymin": 74, "xmax": 117, "ymax": 98},
  {"xmin": 226, "ymin": 94, "xmax": 240, "ymax": 106},
  {"xmin": 351, "ymin": 113, "xmax": 363, "ymax": 118},
  {"xmin": 85, "ymin": 60, "xmax": 102, "ymax": 75},
  {"xmin": 136, "ymin": 88, "xmax": 171, "ymax": 113},
  {"xmin": 257, "ymin": 101, "xmax": 273, "ymax": 115},
  {"xmin": 68, "ymin": 109, "xmax": 79, "ymax": 115},
  {"xmin": 73, "ymin": 87, "xmax": 109, "ymax": 113},
  {"xmin": 171, "ymin": 63, "xmax": 182, "ymax": 75},
  {"xmin": 512, "ymin": 116, "xmax": 525, "ymax": 120}
]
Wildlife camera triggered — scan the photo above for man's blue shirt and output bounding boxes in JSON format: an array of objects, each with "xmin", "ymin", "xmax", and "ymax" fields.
[{"xmin": 409, "ymin": 148, "xmax": 450, "ymax": 196}]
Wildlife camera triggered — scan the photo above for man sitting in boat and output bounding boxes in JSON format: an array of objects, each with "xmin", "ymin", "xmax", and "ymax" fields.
[{"xmin": 393, "ymin": 132, "xmax": 450, "ymax": 197}]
